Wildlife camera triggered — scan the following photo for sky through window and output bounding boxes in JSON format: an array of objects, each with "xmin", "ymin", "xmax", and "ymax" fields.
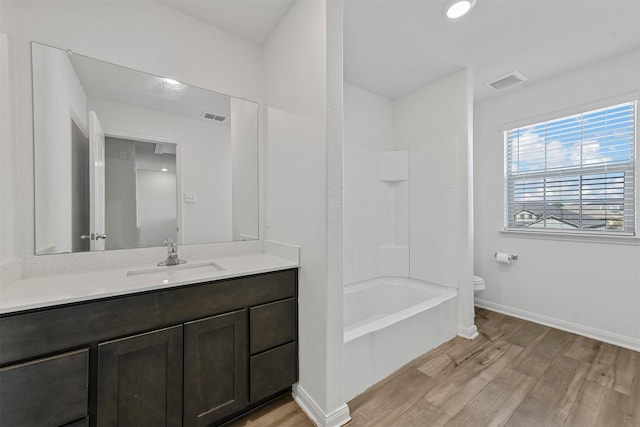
[{"xmin": 505, "ymin": 101, "xmax": 636, "ymax": 233}]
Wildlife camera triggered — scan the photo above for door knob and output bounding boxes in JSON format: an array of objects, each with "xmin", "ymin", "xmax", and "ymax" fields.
[{"xmin": 80, "ymin": 233, "xmax": 107, "ymax": 240}]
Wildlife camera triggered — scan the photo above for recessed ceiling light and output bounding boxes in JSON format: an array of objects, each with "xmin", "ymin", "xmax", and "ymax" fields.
[{"xmin": 444, "ymin": 0, "xmax": 477, "ymax": 19}]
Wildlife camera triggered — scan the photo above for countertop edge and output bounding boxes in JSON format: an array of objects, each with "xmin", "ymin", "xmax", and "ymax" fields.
[{"xmin": 0, "ymin": 253, "xmax": 299, "ymax": 316}]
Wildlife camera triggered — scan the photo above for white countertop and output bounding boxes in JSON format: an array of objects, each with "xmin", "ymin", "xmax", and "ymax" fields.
[{"xmin": 0, "ymin": 252, "xmax": 298, "ymax": 315}]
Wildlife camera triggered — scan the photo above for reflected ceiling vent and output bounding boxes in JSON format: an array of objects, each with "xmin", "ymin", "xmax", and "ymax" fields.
[
  {"xmin": 201, "ymin": 112, "xmax": 226, "ymax": 122},
  {"xmin": 486, "ymin": 71, "xmax": 528, "ymax": 91}
]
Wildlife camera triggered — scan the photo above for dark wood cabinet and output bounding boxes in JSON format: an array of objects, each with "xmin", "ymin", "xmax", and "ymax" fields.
[
  {"xmin": 62, "ymin": 418, "xmax": 90, "ymax": 427},
  {"xmin": 249, "ymin": 298, "xmax": 296, "ymax": 354},
  {"xmin": 0, "ymin": 268, "xmax": 298, "ymax": 427},
  {"xmin": 97, "ymin": 326, "xmax": 183, "ymax": 427},
  {"xmin": 248, "ymin": 297, "xmax": 298, "ymax": 404},
  {"xmin": 0, "ymin": 349, "xmax": 89, "ymax": 427},
  {"xmin": 250, "ymin": 342, "xmax": 297, "ymax": 402},
  {"xmin": 184, "ymin": 310, "xmax": 248, "ymax": 426}
]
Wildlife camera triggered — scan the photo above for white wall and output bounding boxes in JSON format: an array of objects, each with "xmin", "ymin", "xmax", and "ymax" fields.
[
  {"xmin": 104, "ymin": 137, "xmax": 138, "ymax": 250},
  {"xmin": 474, "ymin": 50, "xmax": 640, "ymax": 350},
  {"xmin": 7, "ymin": 0, "xmax": 262, "ymax": 258},
  {"xmin": 394, "ymin": 69, "xmax": 476, "ymax": 338},
  {"xmin": 343, "ymin": 82, "xmax": 396, "ymax": 284},
  {"xmin": 89, "ymin": 97, "xmax": 233, "ymax": 244},
  {"xmin": 264, "ymin": 1, "xmax": 348, "ymax": 425},
  {"xmin": 32, "ymin": 43, "xmax": 88, "ymax": 254},
  {"xmin": 0, "ymin": 21, "xmax": 17, "ymax": 265},
  {"xmin": 231, "ymin": 98, "xmax": 259, "ymax": 240},
  {"xmin": 136, "ymin": 169, "xmax": 177, "ymax": 248}
]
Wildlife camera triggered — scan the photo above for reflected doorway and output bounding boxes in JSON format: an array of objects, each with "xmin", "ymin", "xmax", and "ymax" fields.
[{"xmin": 104, "ymin": 137, "xmax": 178, "ymax": 250}]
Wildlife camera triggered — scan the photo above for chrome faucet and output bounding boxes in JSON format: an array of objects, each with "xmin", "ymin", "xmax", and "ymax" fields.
[{"xmin": 158, "ymin": 238, "xmax": 186, "ymax": 266}]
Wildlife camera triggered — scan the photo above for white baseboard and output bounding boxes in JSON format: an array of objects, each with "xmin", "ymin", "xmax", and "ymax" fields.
[
  {"xmin": 475, "ymin": 299, "xmax": 640, "ymax": 352},
  {"xmin": 292, "ymin": 383, "xmax": 351, "ymax": 427},
  {"xmin": 457, "ymin": 324, "xmax": 479, "ymax": 340}
]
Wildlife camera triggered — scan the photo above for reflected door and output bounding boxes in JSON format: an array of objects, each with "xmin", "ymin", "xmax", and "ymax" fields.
[{"xmin": 89, "ymin": 111, "xmax": 106, "ymax": 251}]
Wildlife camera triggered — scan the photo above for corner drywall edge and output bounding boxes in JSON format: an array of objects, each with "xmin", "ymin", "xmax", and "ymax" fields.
[{"xmin": 263, "ymin": 0, "xmax": 349, "ymax": 425}]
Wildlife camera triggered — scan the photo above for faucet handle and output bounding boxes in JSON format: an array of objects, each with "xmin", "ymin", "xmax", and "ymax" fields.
[{"xmin": 159, "ymin": 237, "xmax": 185, "ymax": 266}]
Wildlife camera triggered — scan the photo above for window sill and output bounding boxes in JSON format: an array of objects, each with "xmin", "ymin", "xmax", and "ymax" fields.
[{"xmin": 500, "ymin": 229, "xmax": 640, "ymax": 246}]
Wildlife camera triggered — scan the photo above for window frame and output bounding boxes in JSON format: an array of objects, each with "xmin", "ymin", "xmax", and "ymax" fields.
[{"xmin": 502, "ymin": 96, "xmax": 639, "ymax": 239}]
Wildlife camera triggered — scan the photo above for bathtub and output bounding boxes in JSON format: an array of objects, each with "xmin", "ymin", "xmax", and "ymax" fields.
[{"xmin": 344, "ymin": 276, "xmax": 457, "ymax": 401}]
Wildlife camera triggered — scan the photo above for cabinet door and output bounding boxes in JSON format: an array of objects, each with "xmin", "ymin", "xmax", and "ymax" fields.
[
  {"xmin": 97, "ymin": 325, "xmax": 183, "ymax": 427},
  {"xmin": 184, "ymin": 309, "xmax": 248, "ymax": 427}
]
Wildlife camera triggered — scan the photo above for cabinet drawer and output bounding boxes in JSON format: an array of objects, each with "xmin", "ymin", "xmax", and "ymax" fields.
[
  {"xmin": 0, "ymin": 349, "xmax": 89, "ymax": 427},
  {"xmin": 250, "ymin": 342, "xmax": 297, "ymax": 402},
  {"xmin": 250, "ymin": 298, "xmax": 296, "ymax": 354}
]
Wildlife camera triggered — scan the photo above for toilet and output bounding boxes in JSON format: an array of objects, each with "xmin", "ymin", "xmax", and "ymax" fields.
[{"xmin": 473, "ymin": 275, "xmax": 486, "ymax": 294}]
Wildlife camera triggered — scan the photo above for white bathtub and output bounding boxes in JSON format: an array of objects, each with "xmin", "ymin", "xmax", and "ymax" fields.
[{"xmin": 344, "ymin": 276, "xmax": 457, "ymax": 401}]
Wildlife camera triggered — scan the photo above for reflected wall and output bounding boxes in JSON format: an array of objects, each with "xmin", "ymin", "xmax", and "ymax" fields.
[{"xmin": 32, "ymin": 42, "xmax": 259, "ymax": 254}]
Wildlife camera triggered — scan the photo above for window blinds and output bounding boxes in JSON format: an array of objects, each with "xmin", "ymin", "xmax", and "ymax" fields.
[{"xmin": 505, "ymin": 101, "xmax": 636, "ymax": 235}]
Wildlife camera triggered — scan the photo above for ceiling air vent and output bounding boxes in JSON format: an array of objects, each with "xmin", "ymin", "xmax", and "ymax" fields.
[
  {"xmin": 201, "ymin": 112, "xmax": 226, "ymax": 122},
  {"xmin": 486, "ymin": 71, "xmax": 528, "ymax": 91}
]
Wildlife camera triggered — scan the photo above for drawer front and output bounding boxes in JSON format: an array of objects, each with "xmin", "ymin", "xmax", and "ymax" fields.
[
  {"xmin": 250, "ymin": 342, "xmax": 297, "ymax": 403},
  {"xmin": 250, "ymin": 298, "xmax": 296, "ymax": 354},
  {"xmin": 0, "ymin": 349, "xmax": 89, "ymax": 427}
]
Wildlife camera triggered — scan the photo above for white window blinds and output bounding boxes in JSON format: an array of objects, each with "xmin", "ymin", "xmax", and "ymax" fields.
[{"xmin": 505, "ymin": 101, "xmax": 636, "ymax": 235}]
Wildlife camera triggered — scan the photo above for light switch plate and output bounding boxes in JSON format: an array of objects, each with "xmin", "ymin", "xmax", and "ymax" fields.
[{"xmin": 185, "ymin": 192, "xmax": 197, "ymax": 203}]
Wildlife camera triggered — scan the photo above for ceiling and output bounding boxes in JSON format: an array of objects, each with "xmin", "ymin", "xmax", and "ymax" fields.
[
  {"xmin": 159, "ymin": 0, "xmax": 295, "ymax": 45},
  {"xmin": 159, "ymin": 0, "xmax": 640, "ymax": 101},
  {"xmin": 344, "ymin": 0, "xmax": 640, "ymax": 100}
]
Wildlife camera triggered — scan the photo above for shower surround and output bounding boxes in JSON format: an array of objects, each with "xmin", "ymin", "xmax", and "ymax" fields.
[{"xmin": 343, "ymin": 69, "xmax": 474, "ymax": 399}]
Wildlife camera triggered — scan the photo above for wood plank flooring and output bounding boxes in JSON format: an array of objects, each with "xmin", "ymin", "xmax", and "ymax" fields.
[{"xmin": 227, "ymin": 309, "xmax": 640, "ymax": 427}]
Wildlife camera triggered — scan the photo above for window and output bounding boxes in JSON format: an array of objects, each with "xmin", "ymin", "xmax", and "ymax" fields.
[{"xmin": 505, "ymin": 100, "xmax": 637, "ymax": 235}]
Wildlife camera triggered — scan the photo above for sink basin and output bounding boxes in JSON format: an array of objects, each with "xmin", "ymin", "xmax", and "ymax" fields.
[{"xmin": 127, "ymin": 261, "xmax": 226, "ymax": 282}]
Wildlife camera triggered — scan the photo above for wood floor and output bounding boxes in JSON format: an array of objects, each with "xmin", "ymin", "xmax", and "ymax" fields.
[{"xmin": 228, "ymin": 308, "xmax": 640, "ymax": 427}]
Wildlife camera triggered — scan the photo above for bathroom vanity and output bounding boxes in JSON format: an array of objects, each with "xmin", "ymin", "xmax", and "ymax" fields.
[
  {"xmin": 0, "ymin": 35, "xmax": 300, "ymax": 427},
  {"xmin": 0, "ymin": 266, "xmax": 298, "ymax": 427},
  {"xmin": 0, "ymin": 36, "xmax": 301, "ymax": 426}
]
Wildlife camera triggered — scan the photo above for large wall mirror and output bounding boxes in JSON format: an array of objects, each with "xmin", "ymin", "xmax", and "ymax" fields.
[{"xmin": 32, "ymin": 42, "xmax": 259, "ymax": 255}]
